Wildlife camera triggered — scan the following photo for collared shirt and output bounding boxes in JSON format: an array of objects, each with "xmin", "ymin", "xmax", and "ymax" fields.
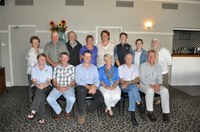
[
  {"xmin": 44, "ymin": 41, "xmax": 68, "ymax": 64},
  {"xmin": 80, "ymin": 45, "xmax": 98, "ymax": 65},
  {"xmin": 139, "ymin": 62, "xmax": 163, "ymax": 85},
  {"xmin": 53, "ymin": 64, "xmax": 75, "ymax": 86},
  {"xmin": 118, "ymin": 64, "xmax": 139, "ymax": 81},
  {"xmin": 31, "ymin": 64, "xmax": 52, "ymax": 84},
  {"xmin": 75, "ymin": 63, "xmax": 100, "ymax": 87},
  {"xmin": 26, "ymin": 47, "xmax": 43, "ymax": 74},
  {"xmin": 99, "ymin": 65, "xmax": 120, "ymax": 86}
]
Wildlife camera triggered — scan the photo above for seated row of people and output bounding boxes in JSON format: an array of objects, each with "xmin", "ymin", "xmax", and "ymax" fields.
[{"xmin": 27, "ymin": 50, "xmax": 170, "ymax": 127}]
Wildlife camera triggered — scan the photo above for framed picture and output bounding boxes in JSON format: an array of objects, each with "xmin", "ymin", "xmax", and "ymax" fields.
[{"xmin": 95, "ymin": 26, "xmax": 122, "ymax": 44}]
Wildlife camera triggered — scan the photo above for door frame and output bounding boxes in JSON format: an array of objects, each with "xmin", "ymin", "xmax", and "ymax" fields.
[{"xmin": 8, "ymin": 25, "xmax": 36, "ymax": 86}]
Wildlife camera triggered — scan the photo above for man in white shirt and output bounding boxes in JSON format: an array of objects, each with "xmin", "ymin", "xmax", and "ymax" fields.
[{"xmin": 118, "ymin": 54, "xmax": 145, "ymax": 127}]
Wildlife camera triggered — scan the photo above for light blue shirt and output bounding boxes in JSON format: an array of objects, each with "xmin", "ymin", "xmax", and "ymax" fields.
[
  {"xmin": 75, "ymin": 63, "xmax": 100, "ymax": 87},
  {"xmin": 31, "ymin": 64, "xmax": 52, "ymax": 84}
]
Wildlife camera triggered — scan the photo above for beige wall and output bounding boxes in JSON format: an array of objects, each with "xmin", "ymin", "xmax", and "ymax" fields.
[{"xmin": 0, "ymin": 0, "xmax": 200, "ymax": 85}]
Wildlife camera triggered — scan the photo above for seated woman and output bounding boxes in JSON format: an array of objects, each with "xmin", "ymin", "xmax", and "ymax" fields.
[
  {"xmin": 80, "ymin": 35, "xmax": 98, "ymax": 65},
  {"xmin": 99, "ymin": 54, "xmax": 121, "ymax": 116},
  {"xmin": 27, "ymin": 53, "xmax": 52, "ymax": 124}
]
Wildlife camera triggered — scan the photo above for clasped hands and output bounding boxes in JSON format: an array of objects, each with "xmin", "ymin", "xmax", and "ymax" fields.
[
  {"xmin": 87, "ymin": 85, "xmax": 97, "ymax": 95},
  {"xmin": 150, "ymin": 84, "xmax": 161, "ymax": 92}
]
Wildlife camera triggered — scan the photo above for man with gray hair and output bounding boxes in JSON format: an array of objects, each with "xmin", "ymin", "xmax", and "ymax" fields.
[{"xmin": 139, "ymin": 50, "xmax": 170, "ymax": 123}]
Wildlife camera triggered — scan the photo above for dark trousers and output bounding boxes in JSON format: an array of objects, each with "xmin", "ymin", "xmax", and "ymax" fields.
[
  {"xmin": 75, "ymin": 85, "xmax": 104, "ymax": 116},
  {"xmin": 30, "ymin": 86, "xmax": 52, "ymax": 119}
]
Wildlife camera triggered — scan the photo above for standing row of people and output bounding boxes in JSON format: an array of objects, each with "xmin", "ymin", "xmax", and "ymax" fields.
[{"xmin": 26, "ymin": 30, "xmax": 172, "ymax": 127}]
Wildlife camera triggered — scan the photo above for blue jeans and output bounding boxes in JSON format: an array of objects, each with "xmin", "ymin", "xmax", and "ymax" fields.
[
  {"xmin": 47, "ymin": 87, "xmax": 76, "ymax": 114},
  {"xmin": 122, "ymin": 84, "xmax": 141, "ymax": 111}
]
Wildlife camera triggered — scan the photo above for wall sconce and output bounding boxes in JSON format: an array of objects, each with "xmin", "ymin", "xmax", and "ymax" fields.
[{"xmin": 145, "ymin": 21, "xmax": 153, "ymax": 29}]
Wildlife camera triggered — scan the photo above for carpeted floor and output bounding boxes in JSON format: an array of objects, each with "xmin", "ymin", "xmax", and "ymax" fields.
[
  {"xmin": 172, "ymin": 86, "xmax": 200, "ymax": 96},
  {"xmin": 0, "ymin": 86, "xmax": 200, "ymax": 132}
]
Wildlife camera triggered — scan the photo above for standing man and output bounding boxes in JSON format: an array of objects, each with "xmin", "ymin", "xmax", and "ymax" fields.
[
  {"xmin": 75, "ymin": 50, "xmax": 104, "ymax": 124},
  {"xmin": 44, "ymin": 31, "xmax": 68, "ymax": 67},
  {"xmin": 47, "ymin": 52, "xmax": 76, "ymax": 120},
  {"xmin": 118, "ymin": 54, "xmax": 145, "ymax": 127},
  {"xmin": 139, "ymin": 50, "xmax": 170, "ymax": 123},
  {"xmin": 114, "ymin": 32, "xmax": 133, "ymax": 67}
]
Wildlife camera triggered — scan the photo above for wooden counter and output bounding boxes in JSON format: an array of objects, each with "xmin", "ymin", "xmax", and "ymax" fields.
[{"xmin": 0, "ymin": 67, "xmax": 6, "ymax": 94}]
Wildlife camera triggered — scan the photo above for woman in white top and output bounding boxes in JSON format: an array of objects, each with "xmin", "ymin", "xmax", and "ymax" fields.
[
  {"xmin": 97, "ymin": 30, "xmax": 115, "ymax": 67},
  {"xmin": 26, "ymin": 36, "xmax": 42, "ymax": 103}
]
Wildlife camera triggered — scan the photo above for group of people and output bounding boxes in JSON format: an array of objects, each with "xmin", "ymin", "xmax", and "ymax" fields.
[{"xmin": 26, "ymin": 30, "xmax": 172, "ymax": 127}]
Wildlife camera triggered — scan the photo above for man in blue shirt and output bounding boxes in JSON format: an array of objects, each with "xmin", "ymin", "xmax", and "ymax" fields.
[{"xmin": 75, "ymin": 50, "xmax": 104, "ymax": 124}]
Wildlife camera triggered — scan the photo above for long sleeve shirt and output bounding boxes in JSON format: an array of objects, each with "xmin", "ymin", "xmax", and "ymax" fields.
[
  {"xmin": 75, "ymin": 63, "xmax": 100, "ymax": 87},
  {"xmin": 139, "ymin": 62, "xmax": 163, "ymax": 85}
]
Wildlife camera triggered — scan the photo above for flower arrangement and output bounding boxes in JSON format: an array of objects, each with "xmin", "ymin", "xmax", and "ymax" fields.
[{"xmin": 49, "ymin": 20, "xmax": 67, "ymax": 33}]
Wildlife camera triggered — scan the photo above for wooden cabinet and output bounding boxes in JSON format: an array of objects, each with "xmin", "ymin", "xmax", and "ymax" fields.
[{"xmin": 0, "ymin": 67, "xmax": 6, "ymax": 94}]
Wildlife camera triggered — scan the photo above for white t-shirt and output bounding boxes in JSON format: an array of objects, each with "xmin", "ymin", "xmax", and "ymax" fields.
[
  {"xmin": 118, "ymin": 64, "xmax": 139, "ymax": 81},
  {"xmin": 134, "ymin": 51, "xmax": 142, "ymax": 68},
  {"xmin": 96, "ymin": 41, "xmax": 115, "ymax": 67}
]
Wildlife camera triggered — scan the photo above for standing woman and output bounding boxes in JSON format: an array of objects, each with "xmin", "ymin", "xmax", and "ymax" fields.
[
  {"xmin": 132, "ymin": 39, "xmax": 148, "ymax": 68},
  {"xmin": 66, "ymin": 31, "xmax": 82, "ymax": 66},
  {"xmin": 26, "ymin": 36, "xmax": 42, "ymax": 103},
  {"xmin": 80, "ymin": 35, "xmax": 98, "ymax": 65},
  {"xmin": 99, "ymin": 54, "xmax": 121, "ymax": 116},
  {"xmin": 97, "ymin": 30, "xmax": 115, "ymax": 67}
]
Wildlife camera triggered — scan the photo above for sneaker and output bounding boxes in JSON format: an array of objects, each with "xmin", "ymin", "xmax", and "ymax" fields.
[{"xmin": 78, "ymin": 115, "xmax": 85, "ymax": 124}]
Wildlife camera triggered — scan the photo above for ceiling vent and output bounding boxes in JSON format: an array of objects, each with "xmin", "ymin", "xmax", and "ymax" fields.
[
  {"xmin": 65, "ymin": 0, "xmax": 84, "ymax": 6},
  {"xmin": 116, "ymin": 1, "xmax": 134, "ymax": 8},
  {"xmin": 15, "ymin": 0, "xmax": 33, "ymax": 5},
  {"xmin": 162, "ymin": 3, "xmax": 178, "ymax": 10}
]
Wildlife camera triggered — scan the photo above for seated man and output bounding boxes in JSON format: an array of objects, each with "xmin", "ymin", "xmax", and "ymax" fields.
[
  {"xmin": 139, "ymin": 50, "xmax": 170, "ymax": 123},
  {"xmin": 27, "ymin": 53, "xmax": 52, "ymax": 124},
  {"xmin": 118, "ymin": 54, "xmax": 145, "ymax": 127},
  {"xmin": 47, "ymin": 52, "xmax": 76, "ymax": 120},
  {"xmin": 75, "ymin": 50, "xmax": 104, "ymax": 124}
]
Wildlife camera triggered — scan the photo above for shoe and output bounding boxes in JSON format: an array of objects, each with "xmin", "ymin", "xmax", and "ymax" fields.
[
  {"xmin": 53, "ymin": 113, "xmax": 61, "ymax": 120},
  {"xmin": 38, "ymin": 119, "xmax": 45, "ymax": 124},
  {"xmin": 137, "ymin": 103, "xmax": 145, "ymax": 115},
  {"xmin": 154, "ymin": 99, "xmax": 161, "ymax": 105},
  {"xmin": 66, "ymin": 112, "xmax": 72, "ymax": 119},
  {"xmin": 78, "ymin": 115, "xmax": 85, "ymax": 124},
  {"xmin": 131, "ymin": 112, "xmax": 138, "ymax": 127},
  {"xmin": 147, "ymin": 111, "xmax": 157, "ymax": 122},
  {"xmin": 163, "ymin": 113, "xmax": 170, "ymax": 123},
  {"xmin": 27, "ymin": 110, "xmax": 36, "ymax": 119}
]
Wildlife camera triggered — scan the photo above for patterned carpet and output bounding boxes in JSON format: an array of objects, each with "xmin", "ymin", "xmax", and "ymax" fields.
[{"xmin": 0, "ymin": 86, "xmax": 199, "ymax": 132}]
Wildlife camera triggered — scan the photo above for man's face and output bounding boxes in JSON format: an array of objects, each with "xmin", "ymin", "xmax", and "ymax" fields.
[
  {"xmin": 38, "ymin": 56, "xmax": 46, "ymax": 65},
  {"xmin": 125, "ymin": 54, "xmax": 133, "ymax": 65},
  {"xmin": 148, "ymin": 52, "xmax": 156, "ymax": 64},
  {"xmin": 83, "ymin": 52, "xmax": 92, "ymax": 64},
  {"xmin": 51, "ymin": 32, "xmax": 59, "ymax": 44},
  {"xmin": 120, "ymin": 34, "xmax": 127, "ymax": 44},
  {"xmin": 60, "ymin": 54, "xmax": 69, "ymax": 65}
]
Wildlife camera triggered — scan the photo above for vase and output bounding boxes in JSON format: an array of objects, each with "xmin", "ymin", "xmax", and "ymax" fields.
[{"xmin": 59, "ymin": 32, "xmax": 66, "ymax": 43}]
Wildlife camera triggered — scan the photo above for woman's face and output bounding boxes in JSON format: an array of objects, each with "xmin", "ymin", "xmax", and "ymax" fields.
[
  {"xmin": 32, "ymin": 39, "xmax": 40, "ymax": 49},
  {"xmin": 68, "ymin": 32, "xmax": 76, "ymax": 41},
  {"xmin": 136, "ymin": 40, "xmax": 143, "ymax": 49},
  {"xmin": 104, "ymin": 57, "xmax": 112, "ymax": 66},
  {"xmin": 101, "ymin": 32, "xmax": 109, "ymax": 41},
  {"xmin": 87, "ymin": 37, "xmax": 94, "ymax": 46}
]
